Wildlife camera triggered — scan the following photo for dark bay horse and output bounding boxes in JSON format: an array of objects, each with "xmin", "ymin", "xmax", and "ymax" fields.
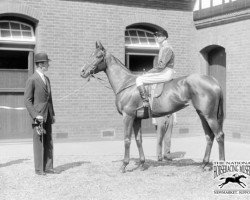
[{"xmin": 80, "ymin": 41, "xmax": 225, "ymax": 173}]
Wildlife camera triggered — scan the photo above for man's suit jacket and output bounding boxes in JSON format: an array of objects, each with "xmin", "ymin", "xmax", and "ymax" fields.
[{"xmin": 24, "ymin": 71, "xmax": 55, "ymax": 123}]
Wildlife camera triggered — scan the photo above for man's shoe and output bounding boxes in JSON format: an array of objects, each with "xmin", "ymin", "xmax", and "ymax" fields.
[
  {"xmin": 35, "ymin": 171, "xmax": 46, "ymax": 176},
  {"xmin": 45, "ymin": 169, "xmax": 59, "ymax": 174}
]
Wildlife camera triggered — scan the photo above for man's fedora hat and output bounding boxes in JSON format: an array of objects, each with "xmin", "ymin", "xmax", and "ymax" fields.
[
  {"xmin": 154, "ymin": 30, "xmax": 168, "ymax": 38},
  {"xmin": 34, "ymin": 53, "xmax": 51, "ymax": 63}
]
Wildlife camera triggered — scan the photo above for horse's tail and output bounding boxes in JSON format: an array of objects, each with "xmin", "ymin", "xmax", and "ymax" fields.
[{"xmin": 217, "ymin": 90, "xmax": 224, "ymax": 127}]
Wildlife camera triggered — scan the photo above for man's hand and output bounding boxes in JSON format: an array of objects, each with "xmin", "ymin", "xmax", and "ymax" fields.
[{"xmin": 36, "ymin": 115, "xmax": 43, "ymax": 123}]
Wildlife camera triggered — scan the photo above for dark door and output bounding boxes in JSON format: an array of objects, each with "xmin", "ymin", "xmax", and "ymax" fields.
[
  {"xmin": 208, "ymin": 47, "xmax": 226, "ymax": 114},
  {"xmin": 0, "ymin": 50, "xmax": 33, "ymax": 139}
]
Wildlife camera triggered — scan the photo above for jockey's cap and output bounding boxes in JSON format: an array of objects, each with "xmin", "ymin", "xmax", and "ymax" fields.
[{"xmin": 154, "ymin": 30, "xmax": 168, "ymax": 38}]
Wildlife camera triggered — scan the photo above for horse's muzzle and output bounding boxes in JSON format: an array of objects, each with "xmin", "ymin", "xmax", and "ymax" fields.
[{"xmin": 80, "ymin": 70, "xmax": 90, "ymax": 79}]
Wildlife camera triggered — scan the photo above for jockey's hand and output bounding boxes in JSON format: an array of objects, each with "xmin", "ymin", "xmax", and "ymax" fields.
[{"xmin": 36, "ymin": 115, "xmax": 43, "ymax": 123}]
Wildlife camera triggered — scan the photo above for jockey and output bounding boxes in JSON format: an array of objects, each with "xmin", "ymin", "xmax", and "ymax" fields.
[{"xmin": 136, "ymin": 30, "xmax": 175, "ymax": 107}]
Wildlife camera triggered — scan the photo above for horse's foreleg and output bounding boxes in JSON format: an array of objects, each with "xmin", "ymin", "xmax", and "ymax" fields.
[
  {"xmin": 133, "ymin": 118, "xmax": 146, "ymax": 170},
  {"xmin": 120, "ymin": 113, "xmax": 134, "ymax": 173},
  {"xmin": 239, "ymin": 181, "xmax": 246, "ymax": 187},
  {"xmin": 156, "ymin": 117, "xmax": 167, "ymax": 161},
  {"xmin": 238, "ymin": 182, "xmax": 245, "ymax": 188}
]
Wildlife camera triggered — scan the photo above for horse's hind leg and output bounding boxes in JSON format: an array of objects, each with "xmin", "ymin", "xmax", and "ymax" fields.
[
  {"xmin": 133, "ymin": 118, "xmax": 146, "ymax": 170},
  {"xmin": 197, "ymin": 111, "xmax": 215, "ymax": 168},
  {"xmin": 120, "ymin": 113, "xmax": 134, "ymax": 173},
  {"xmin": 206, "ymin": 118, "xmax": 225, "ymax": 161},
  {"xmin": 156, "ymin": 117, "xmax": 167, "ymax": 161}
]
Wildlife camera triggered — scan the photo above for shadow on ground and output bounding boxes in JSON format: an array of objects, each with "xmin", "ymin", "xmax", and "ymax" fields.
[
  {"xmin": 111, "ymin": 151, "xmax": 209, "ymax": 172},
  {"xmin": 54, "ymin": 161, "xmax": 91, "ymax": 173},
  {"xmin": 0, "ymin": 159, "xmax": 30, "ymax": 168}
]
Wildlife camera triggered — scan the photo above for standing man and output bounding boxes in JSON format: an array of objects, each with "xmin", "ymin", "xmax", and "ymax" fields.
[
  {"xmin": 153, "ymin": 113, "xmax": 177, "ymax": 161},
  {"xmin": 136, "ymin": 30, "xmax": 175, "ymax": 107},
  {"xmin": 24, "ymin": 52, "xmax": 56, "ymax": 175}
]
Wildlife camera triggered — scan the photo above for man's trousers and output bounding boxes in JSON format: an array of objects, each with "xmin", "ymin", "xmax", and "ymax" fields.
[{"xmin": 32, "ymin": 117, "xmax": 53, "ymax": 173}]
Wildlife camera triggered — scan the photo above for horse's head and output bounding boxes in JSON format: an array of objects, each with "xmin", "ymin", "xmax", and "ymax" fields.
[{"xmin": 80, "ymin": 41, "xmax": 107, "ymax": 78}]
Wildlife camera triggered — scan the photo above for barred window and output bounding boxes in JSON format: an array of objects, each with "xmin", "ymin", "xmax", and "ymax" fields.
[
  {"xmin": 125, "ymin": 29, "xmax": 158, "ymax": 48},
  {"xmin": 0, "ymin": 21, "xmax": 35, "ymax": 42}
]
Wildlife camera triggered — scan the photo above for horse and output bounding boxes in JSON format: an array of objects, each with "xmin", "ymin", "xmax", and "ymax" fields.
[
  {"xmin": 80, "ymin": 41, "xmax": 225, "ymax": 173},
  {"xmin": 218, "ymin": 174, "xmax": 246, "ymax": 188}
]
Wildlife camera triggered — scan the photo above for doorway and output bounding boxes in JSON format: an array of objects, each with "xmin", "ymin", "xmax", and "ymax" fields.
[
  {"xmin": 201, "ymin": 45, "xmax": 226, "ymax": 115},
  {"xmin": 0, "ymin": 50, "xmax": 34, "ymax": 138},
  {"xmin": 208, "ymin": 47, "xmax": 226, "ymax": 114}
]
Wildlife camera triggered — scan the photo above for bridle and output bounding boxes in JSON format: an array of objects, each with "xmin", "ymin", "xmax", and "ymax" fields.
[
  {"xmin": 84, "ymin": 50, "xmax": 106, "ymax": 76},
  {"xmin": 85, "ymin": 50, "xmax": 112, "ymax": 90}
]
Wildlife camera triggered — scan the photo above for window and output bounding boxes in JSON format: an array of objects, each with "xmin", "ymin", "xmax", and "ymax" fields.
[
  {"xmin": 194, "ymin": 0, "xmax": 239, "ymax": 11},
  {"xmin": 0, "ymin": 21, "xmax": 35, "ymax": 42},
  {"xmin": 125, "ymin": 29, "xmax": 159, "ymax": 48}
]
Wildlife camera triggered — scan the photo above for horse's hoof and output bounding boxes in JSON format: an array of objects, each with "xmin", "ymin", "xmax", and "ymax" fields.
[
  {"xmin": 139, "ymin": 165, "xmax": 146, "ymax": 171},
  {"xmin": 203, "ymin": 166, "xmax": 212, "ymax": 171},
  {"xmin": 201, "ymin": 162, "xmax": 208, "ymax": 169},
  {"xmin": 200, "ymin": 162, "xmax": 212, "ymax": 171},
  {"xmin": 157, "ymin": 158, "xmax": 163, "ymax": 162},
  {"xmin": 139, "ymin": 163, "xmax": 148, "ymax": 171},
  {"xmin": 120, "ymin": 167, "xmax": 126, "ymax": 173},
  {"xmin": 163, "ymin": 156, "xmax": 173, "ymax": 161}
]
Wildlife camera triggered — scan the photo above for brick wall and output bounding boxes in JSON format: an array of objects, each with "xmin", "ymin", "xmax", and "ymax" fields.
[
  {"xmin": 195, "ymin": 16, "xmax": 250, "ymax": 141},
  {"xmin": 1, "ymin": 0, "xmax": 204, "ymax": 140}
]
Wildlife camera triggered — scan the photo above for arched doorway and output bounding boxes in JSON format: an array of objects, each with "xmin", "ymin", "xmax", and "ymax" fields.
[
  {"xmin": 0, "ymin": 18, "xmax": 36, "ymax": 138},
  {"xmin": 200, "ymin": 45, "xmax": 226, "ymax": 114},
  {"xmin": 125, "ymin": 23, "xmax": 166, "ymax": 134}
]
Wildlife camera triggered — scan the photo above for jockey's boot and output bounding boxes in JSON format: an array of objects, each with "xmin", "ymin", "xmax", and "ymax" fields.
[{"xmin": 137, "ymin": 85, "xmax": 150, "ymax": 108}]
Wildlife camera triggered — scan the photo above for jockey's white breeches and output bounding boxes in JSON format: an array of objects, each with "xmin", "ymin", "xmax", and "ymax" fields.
[{"xmin": 136, "ymin": 68, "xmax": 175, "ymax": 86}]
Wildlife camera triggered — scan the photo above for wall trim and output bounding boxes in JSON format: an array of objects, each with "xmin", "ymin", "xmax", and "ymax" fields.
[
  {"xmin": 194, "ymin": 8, "xmax": 250, "ymax": 29},
  {"xmin": 0, "ymin": 2, "xmax": 41, "ymax": 23}
]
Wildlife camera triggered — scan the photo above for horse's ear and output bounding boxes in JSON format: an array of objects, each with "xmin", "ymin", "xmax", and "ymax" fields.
[
  {"xmin": 96, "ymin": 41, "xmax": 105, "ymax": 51},
  {"xmin": 95, "ymin": 41, "xmax": 99, "ymax": 49}
]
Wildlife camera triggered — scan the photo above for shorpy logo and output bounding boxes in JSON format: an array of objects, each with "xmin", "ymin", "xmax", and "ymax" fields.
[{"xmin": 213, "ymin": 161, "xmax": 250, "ymax": 195}]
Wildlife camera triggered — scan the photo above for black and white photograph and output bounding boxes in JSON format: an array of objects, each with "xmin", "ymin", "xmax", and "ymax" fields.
[{"xmin": 0, "ymin": 0, "xmax": 249, "ymax": 199}]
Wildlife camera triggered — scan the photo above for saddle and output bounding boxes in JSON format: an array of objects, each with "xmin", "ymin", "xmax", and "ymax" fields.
[
  {"xmin": 137, "ymin": 81, "xmax": 171, "ymax": 118},
  {"xmin": 148, "ymin": 82, "xmax": 165, "ymax": 99}
]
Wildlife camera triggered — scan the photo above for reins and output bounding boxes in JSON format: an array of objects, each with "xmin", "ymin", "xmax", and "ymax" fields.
[
  {"xmin": 55, "ymin": 79, "xmax": 90, "ymax": 102},
  {"xmin": 89, "ymin": 73, "xmax": 112, "ymax": 90}
]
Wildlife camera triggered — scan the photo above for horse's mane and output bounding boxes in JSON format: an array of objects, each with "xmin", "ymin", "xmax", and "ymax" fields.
[{"xmin": 107, "ymin": 52, "xmax": 137, "ymax": 77}]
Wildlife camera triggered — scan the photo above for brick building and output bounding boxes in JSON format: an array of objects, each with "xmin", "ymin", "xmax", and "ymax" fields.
[{"xmin": 0, "ymin": 0, "xmax": 249, "ymax": 141}]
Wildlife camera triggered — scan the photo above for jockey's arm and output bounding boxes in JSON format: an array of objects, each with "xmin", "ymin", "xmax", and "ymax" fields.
[{"xmin": 148, "ymin": 47, "xmax": 173, "ymax": 73}]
